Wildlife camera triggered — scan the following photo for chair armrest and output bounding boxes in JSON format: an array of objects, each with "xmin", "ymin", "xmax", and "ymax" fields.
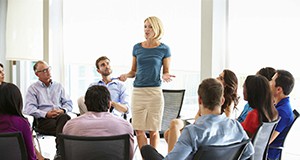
[
  {"xmin": 182, "ymin": 117, "xmax": 195, "ymax": 121},
  {"xmin": 23, "ymin": 114, "xmax": 34, "ymax": 128},
  {"xmin": 23, "ymin": 114, "xmax": 38, "ymax": 137},
  {"xmin": 269, "ymin": 145, "xmax": 283, "ymax": 150},
  {"xmin": 180, "ymin": 117, "xmax": 195, "ymax": 125},
  {"xmin": 67, "ymin": 111, "xmax": 80, "ymax": 118}
]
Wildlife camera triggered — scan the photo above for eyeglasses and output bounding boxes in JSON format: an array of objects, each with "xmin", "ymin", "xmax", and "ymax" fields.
[{"xmin": 36, "ymin": 66, "xmax": 51, "ymax": 73}]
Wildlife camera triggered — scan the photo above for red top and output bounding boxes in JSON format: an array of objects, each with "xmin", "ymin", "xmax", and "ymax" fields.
[{"xmin": 242, "ymin": 108, "xmax": 260, "ymax": 137}]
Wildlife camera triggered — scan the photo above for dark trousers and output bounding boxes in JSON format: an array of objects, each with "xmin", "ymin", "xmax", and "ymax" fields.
[
  {"xmin": 37, "ymin": 113, "xmax": 71, "ymax": 150},
  {"xmin": 141, "ymin": 145, "xmax": 164, "ymax": 160}
]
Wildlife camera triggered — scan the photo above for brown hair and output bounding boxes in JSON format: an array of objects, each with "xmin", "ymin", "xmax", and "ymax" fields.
[
  {"xmin": 221, "ymin": 69, "xmax": 239, "ymax": 113},
  {"xmin": 198, "ymin": 78, "xmax": 224, "ymax": 111},
  {"xmin": 95, "ymin": 56, "xmax": 110, "ymax": 69}
]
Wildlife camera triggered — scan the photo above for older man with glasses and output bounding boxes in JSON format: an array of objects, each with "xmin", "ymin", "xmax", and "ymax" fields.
[{"xmin": 24, "ymin": 60, "xmax": 73, "ymax": 160}]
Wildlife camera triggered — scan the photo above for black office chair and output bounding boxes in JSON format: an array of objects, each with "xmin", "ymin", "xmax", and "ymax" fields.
[
  {"xmin": 0, "ymin": 132, "xmax": 28, "ymax": 160},
  {"xmin": 30, "ymin": 112, "xmax": 79, "ymax": 154},
  {"xmin": 30, "ymin": 115, "xmax": 56, "ymax": 154},
  {"xmin": 159, "ymin": 89, "xmax": 185, "ymax": 137},
  {"xmin": 251, "ymin": 117, "xmax": 281, "ymax": 160},
  {"xmin": 269, "ymin": 109, "xmax": 300, "ymax": 160},
  {"xmin": 193, "ymin": 139, "xmax": 251, "ymax": 160},
  {"xmin": 32, "ymin": 117, "xmax": 56, "ymax": 136},
  {"xmin": 58, "ymin": 133, "xmax": 130, "ymax": 160}
]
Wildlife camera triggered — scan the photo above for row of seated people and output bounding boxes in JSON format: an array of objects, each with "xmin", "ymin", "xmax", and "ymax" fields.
[
  {"xmin": 1, "ymin": 77, "xmax": 252, "ymax": 160},
  {"xmin": 0, "ymin": 57, "xmax": 132, "ymax": 160},
  {"xmin": 0, "ymin": 82, "xmax": 134, "ymax": 160},
  {"xmin": 149, "ymin": 67, "xmax": 295, "ymax": 160},
  {"xmin": 0, "ymin": 60, "xmax": 296, "ymax": 160}
]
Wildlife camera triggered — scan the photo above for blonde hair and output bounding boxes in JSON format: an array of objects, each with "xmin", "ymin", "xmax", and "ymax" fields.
[{"xmin": 144, "ymin": 16, "xmax": 164, "ymax": 40}]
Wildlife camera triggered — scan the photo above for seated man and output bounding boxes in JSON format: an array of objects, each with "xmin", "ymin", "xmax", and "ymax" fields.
[
  {"xmin": 268, "ymin": 69, "xmax": 295, "ymax": 160},
  {"xmin": 164, "ymin": 69, "xmax": 239, "ymax": 153},
  {"xmin": 63, "ymin": 85, "xmax": 134, "ymax": 159},
  {"xmin": 78, "ymin": 56, "xmax": 130, "ymax": 119},
  {"xmin": 141, "ymin": 78, "xmax": 254, "ymax": 160},
  {"xmin": 24, "ymin": 60, "xmax": 73, "ymax": 160}
]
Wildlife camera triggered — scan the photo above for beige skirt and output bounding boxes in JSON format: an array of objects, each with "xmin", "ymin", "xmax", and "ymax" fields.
[{"xmin": 131, "ymin": 87, "xmax": 164, "ymax": 131}]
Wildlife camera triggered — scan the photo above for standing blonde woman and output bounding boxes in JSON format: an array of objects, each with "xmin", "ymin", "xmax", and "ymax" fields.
[{"xmin": 120, "ymin": 16, "xmax": 175, "ymax": 150}]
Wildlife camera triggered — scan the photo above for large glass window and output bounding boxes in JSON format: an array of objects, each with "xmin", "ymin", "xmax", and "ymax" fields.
[
  {"xmin": 63, "ymin": 0, "xmax": 201, "ymax": 116},
  {"xmin": 228, "ymin": 0, "xmax": 300, "ymax": 110}
]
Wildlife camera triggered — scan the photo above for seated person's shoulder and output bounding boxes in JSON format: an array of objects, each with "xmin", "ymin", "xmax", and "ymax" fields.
[
  {"xmin": 277, "ymin": 107, "xmax": 293, "ymax": 121},
  {"xmin": 112, "ymin": 77, "xmax": 125, "ymax": 84}
]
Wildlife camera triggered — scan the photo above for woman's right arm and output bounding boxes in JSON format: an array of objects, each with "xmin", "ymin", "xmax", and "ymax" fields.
[{"xmin": 119, "ymin": 56, "xmax": 137, "ymax": 81}]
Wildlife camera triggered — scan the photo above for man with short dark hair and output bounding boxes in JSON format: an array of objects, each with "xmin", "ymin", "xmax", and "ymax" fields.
[
  {"xmin": 268, "ymin": 69, "xmax": 295, "ymax": 160},
  {"xmin": 141, "ymin": 78, "xmax": 254, "ymax": 160},
  {"xmin": 78, "ymin": 56, "xmax": 130, "ymax": 119},
  {"xmin": 63, "ymin": 85, "xmax": 134, "ymax": 159}
]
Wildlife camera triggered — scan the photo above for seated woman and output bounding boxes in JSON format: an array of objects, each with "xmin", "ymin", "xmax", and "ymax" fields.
[
  {"xmin": 0, "ymin": 83, "xmax": 50, "ymax": 160},
  {"xmin": 164, "ymin": 69, "xmax": 239, "ymax": 152},
  {"xmin": 241, "ymin": 75, "xmax": 278, "ymax": 138},
  {"xmin": 237, "ymin": 67, "xmax": 276, "ymax": 122},
  {"xmin": 216, "ymin": 69, "xmax": 239, "ymax": 118},
  {"xmin": 0, "ymin": 65, "xmax": 47, "ymax": 160},
  {"xmin": 195, "ymin": 69, "xmax": 239, "ymax": 119},
  {"xmin": 0, "ymin": 83, "xmax": 37, "ymax": 160}
]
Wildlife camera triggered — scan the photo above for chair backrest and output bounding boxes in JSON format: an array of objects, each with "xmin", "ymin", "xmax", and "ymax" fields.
[
  {"xmin": 58, "ymin": 133, "xmax": 130, "ymax": 160},
  {"xmin": 161, "ymin": 89, "xmax": 185, "ymax": 132},
  {"xmin": 77, "ymin": 96, "xmax": 87, "ymax": 115},
  {"xmin": 0, "ymin": 132, "xmax": 28, "ymax": 160},
  {"xmin": 251, "ymin": 117, "xmax": 281, "ymax": 160},
  {"xmin": 279, "ymin": 109, "xmax": 300, "ymax": 157},
  {"xmin": 268, "ymin": 109, "xmax": 300, "ymax": 160},
  {"xmin": 193, "ymin": 139, "xmax": 251, "ymax": 160},
  {"xmin": 282, "ymin": 109, "xmax": 300, "ymax": 147}
]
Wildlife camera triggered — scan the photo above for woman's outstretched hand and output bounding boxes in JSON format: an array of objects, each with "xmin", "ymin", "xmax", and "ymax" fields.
[{"xmin": 162, "ymin": 73, "xmax": 176, "ymax": 82}]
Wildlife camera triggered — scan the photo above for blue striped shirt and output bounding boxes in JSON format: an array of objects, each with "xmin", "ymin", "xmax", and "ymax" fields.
[
  {"xmin": 89, "ymin": 78, "xmax": 131, "ymax": 118},
  {"xmin": 24, "ymin": 80, "xmax": 73, "ymax": 118}
]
